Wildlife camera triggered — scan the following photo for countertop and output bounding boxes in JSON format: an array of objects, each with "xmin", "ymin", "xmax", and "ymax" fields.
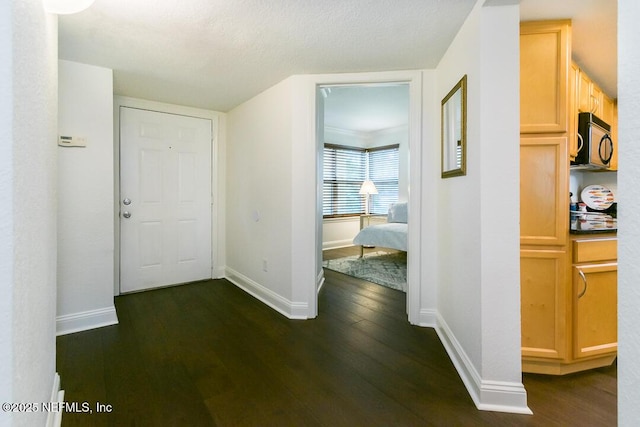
[{"xmin": 570, "ymin": 212, "xmax": 617, "ymax": 234}]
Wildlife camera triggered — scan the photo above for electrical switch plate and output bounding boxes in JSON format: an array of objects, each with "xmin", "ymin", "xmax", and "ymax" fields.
[{"xmin": 58, "ymin": 135, "xmax": 87, "ymax": 147}]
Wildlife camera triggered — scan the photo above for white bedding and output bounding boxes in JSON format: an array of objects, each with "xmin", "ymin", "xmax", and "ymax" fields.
[{"xmin": 353, "ymin": 222, "xmax": 408, "ymax": 252}]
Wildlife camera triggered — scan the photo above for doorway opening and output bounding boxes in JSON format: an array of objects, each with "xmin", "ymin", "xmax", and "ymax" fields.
[{"xmin": 318, "ymin": 83, "xmax": 411, "ymax": 313}]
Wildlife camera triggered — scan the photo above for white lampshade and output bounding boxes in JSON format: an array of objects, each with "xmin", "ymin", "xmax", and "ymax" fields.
[
  {"xmin": 359, "ymin": 180, "xmax": 378, "ymax": 195},
  {"xmin": 43, "ymin": 0, "xmax": 95, "ymax": 14}
]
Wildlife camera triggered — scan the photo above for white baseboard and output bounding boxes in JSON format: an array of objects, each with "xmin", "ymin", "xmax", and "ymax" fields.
[
  {"xmin": 225, "ymin": 267, "xmax": 310, "ymax": 319},
  {"xmin": 45, "ymin": 373, "xmax": 64, "ymax": 427},
  {"xmin": 435, "ymin": 313, "xmax": 532, "ymax": 415},
  {"xmin": 56, "ymin": 306, "xmax": 119, "ymax": 336},
  {"xmin": 322, "ymin": 239, "xmax": 354, "ymax": 250},
  {"xmin": 212, "ymin": 265, "xmax": 226, "ymax": 279},
  {"xmin": 416, "ymin": 308, "xmax": 437, "ymax": 327}
]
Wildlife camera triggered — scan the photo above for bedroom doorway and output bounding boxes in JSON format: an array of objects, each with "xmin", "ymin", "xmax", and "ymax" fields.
[{"xmin": 318, "ymin": 83, "xmax": 411, "ymax": 308}]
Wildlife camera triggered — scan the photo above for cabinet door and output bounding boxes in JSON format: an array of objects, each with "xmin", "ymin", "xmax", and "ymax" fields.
[
  {"xmin": 573, "ymin": 263, "xmax": 617, "ymax": 358},
  {"xmin": 577, "ymin": 70, "xmax": 592, "ymax": 113},
  {"xmin": 520, "ymin": 21, "xmax": 571, "ymax": 133},
  {"xmin": 590, "ymin": 84, "xmax": 604, "ymax": 116},
  {"xmin": 601, "ymin": 95, "xmax": 615, "ymax": 126},
  {"xmin": 568, "ymin": 62, "xmax": 579, "ymax": 159},
  {"xmin": 520, "ymin": 136, "xmax": 569, "ymax": 246},
  {"xmin": 521, "ymin": 250, "xmax": 569, "ymax": 360}
]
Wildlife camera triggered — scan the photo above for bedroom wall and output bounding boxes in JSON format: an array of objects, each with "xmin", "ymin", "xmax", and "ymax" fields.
[
  {"xmin": 226, "ymin": 77, "xmax": 297, "ymax": 312},
  {"xmin": 434, "ymin": 0, "xmax": 526, "ymax": 412},
  {"xmin": 0, "ymin": 1, "xmax": 59, "ymax": 425},
  {"xmin": 56, "ymin": 60, "xmax": 118, "ymax": 335}
]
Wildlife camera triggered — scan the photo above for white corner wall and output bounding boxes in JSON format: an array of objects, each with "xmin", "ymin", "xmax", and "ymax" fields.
[
  {"xmin": 226, "ymin": 77, "xmax": 302, "ymax": 317},
  {"xmin": 1, "ymin": 1, "xmax": 59, "ymax": 426},
  {"xmin": 618, "ymin": 0, "xmax": 640, "ymax": 424},
  {"xmin": 57, "ymin": 60, "xmax": 118, "ymax": 335},
  {"xmin": 434, "ymin": 0, "xmax": 528, "ymax": 414},
  {"xmin": 0, "ymin": 1, "xmax": 13, "ymax": 419}
]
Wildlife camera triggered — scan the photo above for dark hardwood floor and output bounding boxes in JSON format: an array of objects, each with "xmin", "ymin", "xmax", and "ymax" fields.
[{"xmin": 57, "ymin": 249, "xmax": 616, "ymax": 426}]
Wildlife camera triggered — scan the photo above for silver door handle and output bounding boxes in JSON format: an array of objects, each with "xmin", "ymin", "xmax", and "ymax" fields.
[
  {"xmin": 578, "ymin": 270, "xmax": 587, "ymax": 298},
  {"xmin": 122, "ymin": 211, "xmax": 131, "ymax": 219},
  {"xmin": 123, "ymin": 198, "xmax": 132, "ymax": 205}
]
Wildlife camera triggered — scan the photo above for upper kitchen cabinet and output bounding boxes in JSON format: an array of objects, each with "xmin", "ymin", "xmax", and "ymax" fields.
[
  {"xmin": 571, "ymin": 62, "xmax": 618, "ymax": 170},
  {"xmin": 577, "ymin": 67, "xmax": 615, "ymax": 124},
  {"xmin": 520, "ymin": 20, "xmax": 571, "ymax": 134}
]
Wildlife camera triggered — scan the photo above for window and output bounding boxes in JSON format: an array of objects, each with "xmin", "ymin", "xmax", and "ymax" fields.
[
  {"xmin": 368, "ymin": 145, "xmax": 399, "ymax": 214},
  {"xmin": 323, "ymin": 144, "xmax": 399, "ymax": 217}
]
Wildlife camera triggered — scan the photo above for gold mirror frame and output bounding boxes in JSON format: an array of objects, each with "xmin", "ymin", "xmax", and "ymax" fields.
[{"xmin": 441, "ymin": 75, "xmax": 467, "ymax": 178}]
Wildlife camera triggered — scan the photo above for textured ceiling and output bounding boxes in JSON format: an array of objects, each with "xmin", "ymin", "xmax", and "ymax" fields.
[
  {"xmin": 58, "ymin": 0, "xmax": 477, "ymax": 112},
  {"xmin": 58, "ymin": 0, "xmax": 617, "ymax": 116},
  {"xmin": 322, "ymin": 84, "xmax": 409, "ymax": 132}
]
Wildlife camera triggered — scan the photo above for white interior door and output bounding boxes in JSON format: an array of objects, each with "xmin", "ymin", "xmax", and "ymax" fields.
[{"xmin": 120, "ymin": 107, "xmax": 212, "ymax": 293}]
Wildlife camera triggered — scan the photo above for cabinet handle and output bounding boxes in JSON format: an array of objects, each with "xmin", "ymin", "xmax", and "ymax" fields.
[
  {"xmin": 578, "ymin": 270, "xmax": 588, "ymax": 298},
  {"xmin": 577, "ymin": 133, "xmax": 584, "ymax": 152}
]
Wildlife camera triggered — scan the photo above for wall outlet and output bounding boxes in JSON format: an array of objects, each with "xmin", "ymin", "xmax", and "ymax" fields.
[{"xmin": 262, "ymin": 259, "xmax": 268, "ymax": 272}]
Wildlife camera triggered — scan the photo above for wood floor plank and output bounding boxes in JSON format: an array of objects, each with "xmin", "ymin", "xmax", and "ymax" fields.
[{"xmin": 55, "ymin": 249, "xmax": 616, "ymax": 426}]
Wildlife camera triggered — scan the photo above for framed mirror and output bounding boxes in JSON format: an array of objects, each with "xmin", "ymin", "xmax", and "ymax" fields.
[{"xmin": 441, "ymin": 75, "xmax": 467, "ymax": 178}]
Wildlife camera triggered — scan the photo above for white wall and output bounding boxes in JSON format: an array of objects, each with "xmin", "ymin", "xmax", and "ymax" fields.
[
  {"xmin": 322, "ymin": 217, "xmax": 360, "ymax": 250},
  {"xmin": 618, "ymin": 0, "xmax": 640, "ymax": 424},
  {"xmin": 0, "ymin": 1, "xmax": 13, "ymax": 419},
  {"xmin": 0, "ymin": 1, "xmax": 59, "ymax": 426},
  {"xmin": 56, "ymin": 60, "xmax": 118, "ymax": 335},
  {"xmin": 434, "ymin": 0, "xmax": 527, "ymax": 413},
  {"xmin": 226, "ymin": 77, "xmax": 298, "ymax": 314}
]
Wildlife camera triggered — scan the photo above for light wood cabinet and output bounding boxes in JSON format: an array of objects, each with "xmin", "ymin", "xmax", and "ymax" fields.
[
  {"xmin": 572, "ymin": 262, "xmax": 617, "ymax": 359},
  {"xmin": 522, "ymin": 236, "xmax": 618, "ymax": 375},
  {"xmin": 568, "ymin": 62, "xmax": 580, "ymax": 160},
  {"xmin": 579, "ymin": 70, "xmax": 616, "ymax": 125},
  {"xmin": 520, "ymin": 21, "xmax": 617, "ymax": 375},
  {"xmin": 573, "ymin": 64, "xmax": 617, "ymax": 170},
  {"xmin": 577, "ymin": 69, "xmax": 604, "ymax": 116},
  {"xmin": 520, "ymin": 21, "xmax": 570, "ymax": 134},
  {"xmin": 520, "ymin": 136, "xmax": 568, "ymax": 246},
  {"xmin": 601, "ymin": 94, "xmax": 615, "ymax": 125},
  {"xmin": 521, "ymin": 250, "xmax": 569, "ymax": 360}
]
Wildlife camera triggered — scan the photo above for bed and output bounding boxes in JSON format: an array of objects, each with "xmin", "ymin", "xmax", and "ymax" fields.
[{"xmin": 353, "ymin": 202, "xmax": 408, "ymax": 256}]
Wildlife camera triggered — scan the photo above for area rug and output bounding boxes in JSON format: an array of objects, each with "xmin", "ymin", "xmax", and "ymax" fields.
[{"xmin": 323, "ymin": 251, "xmax": 407, "ymax": 292}]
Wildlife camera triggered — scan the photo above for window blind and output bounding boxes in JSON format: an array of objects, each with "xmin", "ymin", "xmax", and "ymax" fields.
[
  {"xmin": 368, "ymin": 145, "xmax": 399, "ymax": 214},
  {"xmin": 323, "ymin": 145, "xmax": 366, "ymax": 216},
  {"xmin": 323, "ymin": 144, "xmax": 399, "ymax": 218}
]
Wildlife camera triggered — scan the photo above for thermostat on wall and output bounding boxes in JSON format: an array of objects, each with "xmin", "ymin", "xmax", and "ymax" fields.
[{"xmin": 58, "ymin": 135, "xmax": 87, "ymax": 147}]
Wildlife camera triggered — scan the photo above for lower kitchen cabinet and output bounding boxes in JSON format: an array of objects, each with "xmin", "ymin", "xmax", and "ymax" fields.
[
  {"xmin": 573, "ymin": 262, "xmax": 617, "ymax": 359},
  {"xmin": 521, "ymin": 235, "xmax": 617, "ymax": 375},
  {"xmin": 521, "ymin": 250, "xmax": 568, "ymax": 361}
]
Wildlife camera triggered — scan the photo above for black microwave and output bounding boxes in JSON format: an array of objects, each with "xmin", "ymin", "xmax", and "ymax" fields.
[{"xmin": 571, "ymin": 112, "xmax": 613, "ymax": 169}]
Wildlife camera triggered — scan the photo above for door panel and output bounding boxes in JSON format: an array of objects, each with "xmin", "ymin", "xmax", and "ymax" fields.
[
  {"xmin": 573, "ymin": 263, "xmax": 618, "ymax": 358},
  {"xmin": 120, "ymin": 107, "xmax": 212, "ymax": 293}
]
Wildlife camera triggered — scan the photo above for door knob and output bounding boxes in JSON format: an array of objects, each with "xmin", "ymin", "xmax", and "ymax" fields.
[
  {"xmin": 123, "ymin": 198, "xmax": 132, "ymax": 205},
  {"xmin": 123, "ymin": 211, "xmax": 131, "ymax": 219}
]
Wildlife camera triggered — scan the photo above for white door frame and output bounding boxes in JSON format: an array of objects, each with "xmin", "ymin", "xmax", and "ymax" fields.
[
  {"xmin": 113, "ymin": 96, "xmax": 224, "ymax": 296},
  {"xmin": 295, "ymin": 70, "xmax": 430, "ymax": 324}
]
